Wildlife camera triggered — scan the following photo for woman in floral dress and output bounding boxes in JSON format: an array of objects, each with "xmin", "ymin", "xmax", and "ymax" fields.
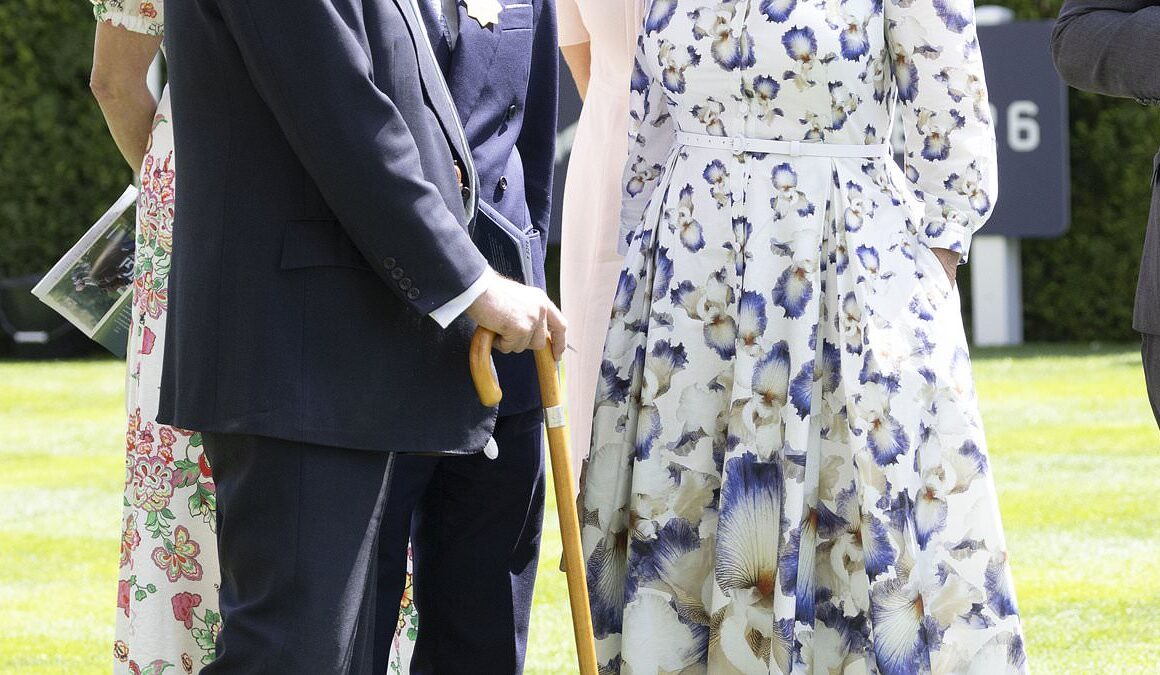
[
  {"xmin": 91, "ymin": 3, "xmax": 426, "ymax": 671},
  {"xmin": 92, "ymin": 2, "xmax": 221, "ymax": 672},
  {"xmin": 579, "ymin": 1, "xmax": 1027, "ymax": 673}
]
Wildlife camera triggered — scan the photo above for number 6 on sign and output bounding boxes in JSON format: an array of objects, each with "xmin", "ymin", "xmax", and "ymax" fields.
[{"xmin": 992, "ymin": 100, "xmax": 1041, "ymax": 153}]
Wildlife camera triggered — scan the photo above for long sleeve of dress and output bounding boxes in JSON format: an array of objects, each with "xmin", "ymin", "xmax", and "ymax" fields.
[
  {"xmin": 885, "ymin": 0, "xmax": 998, "ymax": 261},
  {"xmin": 557, "ymin": 0, "xmax": 589, "ymax": 47},
  {"xmin": 92, "ymin": 0, "xmax": 164, "ymax": 36},
  {"xmin": 1052, "ymin": 0, "xmax": 1160, "ymax": 104},
  {"xmin": 617, "ymin": 34, "xmax": 675, "ymax": 255}
]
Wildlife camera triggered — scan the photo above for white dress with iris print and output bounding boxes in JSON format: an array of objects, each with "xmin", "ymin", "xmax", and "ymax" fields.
[{"xmin": 578, "ymin": 1, "xmax": 1027, "ymax": 673}]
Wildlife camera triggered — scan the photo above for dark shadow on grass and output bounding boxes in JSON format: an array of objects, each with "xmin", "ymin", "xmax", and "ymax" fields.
[{"xmin": 973, "ymin": 342, "xmax": 1142, "ymax": 362}]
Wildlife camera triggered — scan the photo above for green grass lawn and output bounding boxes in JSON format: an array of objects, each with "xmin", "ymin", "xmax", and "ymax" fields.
[{"xmin": 1, "ymin": 344, "xmax": 1158, "ymax": 673}]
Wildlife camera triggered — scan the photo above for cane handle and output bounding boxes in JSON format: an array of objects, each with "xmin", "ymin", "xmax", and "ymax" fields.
[{"xmin": 469, "ymin": 328, "xmax": 504, "ymax": 407}]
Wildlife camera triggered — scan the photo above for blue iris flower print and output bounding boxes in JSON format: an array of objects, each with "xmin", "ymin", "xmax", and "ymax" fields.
[
  {"xmin": 915, "ymin": 481, "xmax": 949, "ymax": 549},
  {"xmin": 772, "ymin": 261, "xmax": 815, "ymax": 319},
  {"xmin": 830, "ymin": 82, "xmax": 861, "ymax": 130},
  {"xmin": 578, "ymin": 0, "xmax": 1021, "ymax": 668},
  {"xmin": 702, "ymin": 159, "xmax": 730, "ymax": 209},
  {"xmin": 691, "ymin": 6, "xmax": 757, "ymax": 71},
  {"xmin": 934, "ymin": 0, "xmax": 971, "ymax": 33},
  {"xmin": 715, "ymin": 452, "xmax": 783, "ymax": 599},
  {"xmin": 644, "ymin": 0, "xmax": 679, "ymax": 35},
  {"xmin": 737, "ymin": 291, "xmax": 768, "ymax": 352},
  {"xmin": 869, "ymin": 574, "xmax": 934, "ymax": 675},
  {"xmin": 668, "ymin": 185, "xmax": 706, "ymax": 252},
  {"xmin": 944, "ymin": 161, "xmax": 992, "ymax": 215},
  {"xmin": 855, "ymin": 244, "xmax": 880, "ymax": 276},
  {"xmin": 596, "ymin": 359, "xmax": 632, "ymax": 407},
  {"xmin": 626, "ymin": 155, "xmax": 664, "ymax": 198},
  {"xmin": 586, "ymin": 530, "xmax": 628, "ymax": 638},
  {"xmin": 658, "ymin": 41, "xmax": 700, "ymax": 94},
  {"xmin": 726, "ymin": 216, "xmax": 753, "ymax": 277},
  {"xmin": 855, "ymin": 382, "xmax": 909, "ymax": 465},
  {"xmin": 892, "ymin": 46, "xmax": 920, "ymax": 103},
  {"xmin": 651, "ymin": 247, "xmax": 676, "ymax": 303},
  {"xmin": 630, "ymin": 54, "xmax": 650, "ymax": 94},
  {"xmin": 770, "ymin": 163, "xmax": 814, "ymax": 217},
  {"xmin": 692, "ymin": 98, "xmax": 728, "ymax": 136},
  {"xmin": 760, "ymin": 0, "xmax": 796, "ymax": 23},
  {"xmin": 782, "ymin": 25, "xmax": 816, "ymax": 61},
  {"xmin": 958, "ymin": 439, "xmax": 989, "ymax": 476},
  {"xmin": 611, "ymin": 269, "xmax": 638, "ymax": 319},
  {"xmin": 986, "ymin": 552, "xmax": 1019, "ymax": 618},
  {"xmin": 635, "ymin": 405, "xmax": 663, "ymax": 460},
  {"xmin": 917, "ymin": 108, "xmax": 966, "ymax": 161},
  {"xmin": 745, "ymin": 74, "xmax": 784, "ymax": 121},
  {"xmin": 777, "ymin": 509, "xmax": 816, "ymax": 621},
  {"xmin": 627, "ymin": 517, "xmax": 699, "ymax": 586},
  {"xmin": 839, "ymin": 14, "xmax": 872, "ymax": 61},
  {"xmin": 788, "ymin": 360, "xmax": 813, "ymax": 418}
]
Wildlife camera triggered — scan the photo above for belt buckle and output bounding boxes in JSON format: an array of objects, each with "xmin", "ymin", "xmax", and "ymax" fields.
[
  {"xmin": 788, "ymin": 140, "xmax": 803, "ymax": 157},
  {"xmin": 729, "ymin": 136, "xmax": 745, "ymax": 153}
]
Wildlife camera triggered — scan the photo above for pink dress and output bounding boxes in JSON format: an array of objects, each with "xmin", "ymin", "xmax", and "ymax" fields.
[{"xmin": 557, "ymin": 0, "xmax": 644, "ymax": 475}]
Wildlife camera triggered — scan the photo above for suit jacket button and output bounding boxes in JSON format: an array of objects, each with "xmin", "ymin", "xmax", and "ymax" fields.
[
  {"xmin": 506, "ymin": 103, "xmax": 519, "ymax": 121},
  {"xmin": 407, "ymin": 288, "xmax": 421, "ymax": 300},
  {"xmin": 399, "ymin": 277, "xmax": 413, "ymax": 291},
  {"xmin": 498, "ymin": 176, "xmax": 509, "ymax": 193},
  {"xmin": 391, "ymin": 267, "xmax": 405, "ymax": 280},
  {"xmin": 461, "ymin": 186, "xmax": 471, "ymax": 200},
  {"xmin": 384, "ymin": 257, "xmax": 397, "ymax": 270}
]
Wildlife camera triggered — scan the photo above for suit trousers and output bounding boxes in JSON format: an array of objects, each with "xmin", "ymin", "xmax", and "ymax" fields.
[
  {"xmin": 1143, "ymin": 333, "xmax": 1160, "ymax": 428},
  {"xmin": 201, "ymin": 433, "xmax": 398, "ymax": 674},
  {"xmin": 372, "ymin": 408, "xmax": 546, "ymax": 675}
]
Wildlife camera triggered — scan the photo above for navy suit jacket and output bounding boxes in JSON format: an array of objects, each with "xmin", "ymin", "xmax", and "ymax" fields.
[
  {"xmin": 433, "ymin": 0, "xmax": 558, "ymax": 414},
  {"xmin": 160, "ymin": 0, "xmax": 501, "ymax": 454}
]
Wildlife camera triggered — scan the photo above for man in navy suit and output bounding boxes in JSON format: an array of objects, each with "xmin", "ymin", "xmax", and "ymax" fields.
[
  {"xmin": 163, "ymin": 0, "xmax": 565, "ymax": 672},
  {"xmin": 372, "ymin": 1, "xmax": 559, "ymax": 673}
]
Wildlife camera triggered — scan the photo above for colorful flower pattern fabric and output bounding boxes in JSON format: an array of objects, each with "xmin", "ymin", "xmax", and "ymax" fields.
[
  {"xmin": 93, "ymin": 3, "xmax": 421, "ymax": 671},
  {"xmin": 94, "ymin": 2, "xmax": 225, "ymax": 668},
  {"xmin": 579, "ymin": 1, "xmax": 1027, "ymax": 673}
]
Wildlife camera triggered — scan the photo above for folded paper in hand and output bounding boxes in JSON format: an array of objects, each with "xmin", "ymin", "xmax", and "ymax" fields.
[
  {"xmin": 472, "ymin": 200, "xmax": 546, "ymax": 291},
  {"xmin": 32, "ymin": 186, "xmax": 138, "ymax": 358}
]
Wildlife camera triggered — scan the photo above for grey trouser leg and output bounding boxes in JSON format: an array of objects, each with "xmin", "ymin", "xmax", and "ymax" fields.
[{"xmin": 1143, "ymin": 333, "xmax": 1160, "ymax": 429}]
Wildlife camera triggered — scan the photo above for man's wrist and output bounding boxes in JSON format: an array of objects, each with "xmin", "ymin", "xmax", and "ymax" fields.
[{"xmin": 429, "ymin": 266, "xmax": 495, "ymax": 328}]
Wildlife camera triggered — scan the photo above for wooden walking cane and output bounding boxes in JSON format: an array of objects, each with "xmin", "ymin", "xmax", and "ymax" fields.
[{"xmin": 469, "ymin": 328, "xmax": 598, "ymax": 675}]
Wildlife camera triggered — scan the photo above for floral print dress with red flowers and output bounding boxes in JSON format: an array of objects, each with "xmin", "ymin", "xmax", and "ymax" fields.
[
  {"xmin": 93, "ymin": 2, "xmax": 222, "ymax": 672},
  {"xmin": 93, "ymin": 2, "xmax": 421, "ymax": 672}
]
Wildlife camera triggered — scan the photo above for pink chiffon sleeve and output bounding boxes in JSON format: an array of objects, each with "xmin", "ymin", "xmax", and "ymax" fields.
[{"xmin": 557, "ymin": 0, "xmax": 589, "ymax": 46}]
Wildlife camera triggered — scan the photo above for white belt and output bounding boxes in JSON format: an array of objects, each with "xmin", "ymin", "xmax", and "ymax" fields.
[{"xmin": 675, "ymin": 131, "xmax": 889, "ymax": 158}]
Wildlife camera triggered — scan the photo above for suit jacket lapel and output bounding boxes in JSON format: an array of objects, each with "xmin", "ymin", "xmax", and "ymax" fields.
[
  {"xmin": 447, "ymin": 2, "xmax": 503, "ymax": 120},
  {"xmin": 392, "ymin": 0, "xmax": 472, "ymax": 165}
]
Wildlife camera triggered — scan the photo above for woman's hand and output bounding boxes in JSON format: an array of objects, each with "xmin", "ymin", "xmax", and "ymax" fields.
[
  {"xmin": 91, "ymin": 22, "xmax": 163, "ymax": 173},
  {"xmin": 931, "ymin": 247, "xmax": 960, "ymax": 287}
]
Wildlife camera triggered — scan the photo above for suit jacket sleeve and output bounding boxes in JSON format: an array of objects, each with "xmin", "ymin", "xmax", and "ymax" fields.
[
  {"xmin": 210, "ymin": 0, "xmax": 488, "ymax": 315},
  {"xmin": 1052, "ymin": 0, "xmax": 1160, "ymax": 103},
  {"xmin": 518, "ymin": 0, "xmax": 559, "ymax": 248}
]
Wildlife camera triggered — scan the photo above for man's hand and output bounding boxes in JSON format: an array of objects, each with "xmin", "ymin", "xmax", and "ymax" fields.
[
  {"xmin": 467, "ymin": 275, "xmax": 567, "ymax": 360},
  {"xmin": 932, "ymin": 247, "xmax": 960, "ymax": 287}
]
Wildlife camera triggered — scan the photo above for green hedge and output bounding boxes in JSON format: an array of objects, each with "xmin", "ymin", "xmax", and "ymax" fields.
[
  {"xmin": 987, "ymin": 0, "xmax": 1160, "ymax": 341},
  {"xmin": 0, "ymin": 1, "xmax": 131, "ymax": 279},
  {"xmin": 0, "ymin": 1, "xmax": 1157, "ymax": 341}
]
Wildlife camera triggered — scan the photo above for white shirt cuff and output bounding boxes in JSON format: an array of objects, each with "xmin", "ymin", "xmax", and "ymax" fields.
[{"xmin": 429, "ymin": 266, "xmax": 494, "ymax": 328}]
